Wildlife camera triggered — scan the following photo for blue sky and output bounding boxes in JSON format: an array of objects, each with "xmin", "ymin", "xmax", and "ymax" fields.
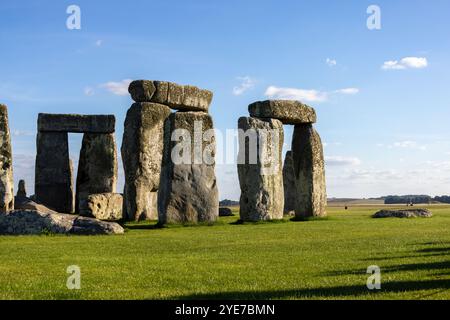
[{"xmin": 1, "ymin": 0, "xmax": 450, "ymax": 199}]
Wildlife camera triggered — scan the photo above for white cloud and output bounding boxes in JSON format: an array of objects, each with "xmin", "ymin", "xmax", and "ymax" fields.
[
  {"xmin": 391, "ymin": 140, "xmax": 427, "ymax": 151},
  {"xmin": 100, "ymin": 79, "xmax": 132, "ymax": 96},
  {"xmin": 232, "ymin": 76, "xmax": 255, "ymax": 95},
  {"xmin": 382, "ymin": 57, "xmax": 428, "ymax": 70},
  {"xmin": 12, "ymin": 130, "xmax": 34, "ymax": 137},
  {"xmin": 84, "ymin": 87, "xmax": 94, "ymax": 96},
  {"xmin": 265, "ymin": 86, "xmax": 328, "ymax": 102},
  {"xmin": 95, "ymin": 40, "xmax": 103, "ymax": 47},
  {"xmin": 334, "ymin": 88, "xmax": 359, "ymax": 95},
  {"xmin": 265, "ymin": 86, "xmax": 359, "ymax": 103},
  {"xmin": 325, "ymin": 156, "xmax": 362, "ymax": 166},
  {"xmin": 326, "ymin": 58, "xmax": 337, "ymax": 67}
]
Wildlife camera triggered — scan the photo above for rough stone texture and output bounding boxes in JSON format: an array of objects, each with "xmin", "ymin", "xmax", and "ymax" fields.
[
  {"xmin": 80, "ymin": 193, "xmax": 123, "ymax": 221},
  {"xmin": 283, "ymin": 151, "xmax": 296, "ymax": 215},
  {"xmin": 17, "ymin": 180, "xmax": 26, "ymax": 198},
  {"xmin": 158, "ymin": 112, "xmax": 219, "ymax": 224},
  {"xmin": 14, "ymin": 196, "xmax": 58, "ymax": 215},
  {"xmin": 291, "ymin": 124, "xmax": 327, "ymax": 218},
  {"xmin": 128, "ymin": 80, "xmax": 213, "ymax": 112},
  {"xmin": 128, "ymin": 80, "xmax": 156, "ymax": 102},
  {"xmin": 0, "ymin": 210, "xmax": 124, "ymax": 235},
  {"xmin": 237, "ymin": 117, "xmax": 284, "ymax": 221},
  {"xmin": 35, "ymin": 132, "xmax": 74, "ymax": 213},
  {"xmin": 76, "ymin": 133, "xmax": 117, "ymax": 214},
  {"xmin": 373, "ymin": 209, "xmax": 432, "ymax": 218},
  {"xmin": 38, "ymin": 113, "xmax": 115, "ymax": 133},
  {"xmin": 248, "ymin": 100, "xmax": 316, "ymax": 125},
  {"xmin": 121, "ymin": 102, "xmax": 171, "ymax": 221},
  {"xmin": 219, "ymin": 207, "xmax": 234, "ymax": 217},
  {"xmin": 0, "ymin": 104, "xmax": 14, "ymax": 213}
]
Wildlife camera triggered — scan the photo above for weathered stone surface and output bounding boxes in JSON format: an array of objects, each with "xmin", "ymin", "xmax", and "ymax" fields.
[
  {"xmin": 38, "ymin": 113, "xmax": 115, "ymax": 133},
  {"xmin": 14, "ymin": 196, "xmax": 58, "ymax": 215},
  {"xmin": 128, "ymin": 80, "xmax": 213, "ymax": 112},
  {"xmin": 237, "ymin": 117, "xmax": 284, "ymax": 221},
  {"xmin": 121, "ymin": 103, "xmax": 171, "ymax": 221},
  {"xmin": 373, "ymin": 209, "xmax": 432, "ymax": 219},
  {"xmin": 291, "ymin": 124, "xmax": 327, "ymax": 218},
  {"xmin": 128, "ymin": 80, "xmax": 156, "ymax": 102},
  {"xmin": 0, "ymin": 210, "xmax": 124, "ymax": 235},
  {"xmin": 158, "ymin": 112, "xmax": 219, "ymax": 224},
  {"xmin": 76, "ymin": 133, "xmax": 117, "ymax": 213},
  {"xmin": 248, "ymin": 100, "xmax": 316, "ymax": 125},
  {"xmin": 17, "ymin": 180, "xmax": 26, "ymax": 198},
  {"xmin": 35, "ymin": 132, "xmax": 74, "ymax": 213},
  {"xmin": 219, "ymin": 207, "xmax": 234, "ymax": 217},
  {"xmin": 0, "ymin": 104, "xmax": 14, "ymax": 213},
  {"xmin": 80, "ymin": 193, "xmax": 123, "ymax": 221},
  {"xmin": 283, "ymin": 151, "xmax": 296, "ymax": 215}
]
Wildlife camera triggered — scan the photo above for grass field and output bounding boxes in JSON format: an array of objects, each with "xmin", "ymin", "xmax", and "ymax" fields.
[{"xmin": 0, "ymin": 205, "xmax": 449, "ymax": 300}]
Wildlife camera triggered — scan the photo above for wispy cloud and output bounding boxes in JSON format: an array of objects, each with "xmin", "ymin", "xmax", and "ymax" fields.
[
  {"xmin": 265, "ymin": 86, "xmax": 359, "ymax": 103},
  {"xmin": 100, "ymin": 79, "xmax": 132, "ymax": 96},
  {"xmin": 382, "ymin": 57, "xmax": 428, "ymax": 70},
  {"xmin": 232, "ymin": 76, "xmax": 255, "ymax": 95},
  {"xmin": 390, "ymin": 140, "xmax": 427, "ymax": 151},
  {"xmin": 95, "ymin": 40, "xmax": 103, "ymax": 47},
  {"xmin": 326, "ymin": 58, "xmax": 337, "ymax": 67},
  {"xmin": 84, "ymin": 87, "xmax": 94, "ymax": 96},
  {"xmin": 326, "ymin": 156, "xmax": 361, "ymax": 166}
]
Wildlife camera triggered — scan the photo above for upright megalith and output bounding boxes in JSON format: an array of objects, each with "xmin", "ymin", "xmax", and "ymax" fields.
[
  {"xmin": 158, "ymin": 111, "xmax": 219, "ymax": 224},
  {"xmin": 283, "ymin": 151, "xmax": 296, "ymax": 215},
  {"xmin": 17, "ymin": 180, "xmax": 26, "ymax": 198},
  {"xmin": 0, "ymin": 104, "xmax": 14, "ymax": 213},
  {"xmin": 237, "ymin": 117, "xmax": 284, "ymax": 221},
  {"xmin": 35, "ymin": 132, "xmax": 74, "ymax": 213},
  {"xmin": 76, "ymin": 133, "xmax": 118, "ymax": 214},
  {"xmin": 291, "ymin": 124, "xmax": 327, "ymax": 218},
  {"xmin": 121, "ymin": 102, "xmax": 171, "ymax": 221}
]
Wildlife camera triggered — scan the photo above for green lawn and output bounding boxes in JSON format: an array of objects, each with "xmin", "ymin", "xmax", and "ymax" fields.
[{"xmin": 0, "ymin": 205, "xmax": 449, "ymax": 300}]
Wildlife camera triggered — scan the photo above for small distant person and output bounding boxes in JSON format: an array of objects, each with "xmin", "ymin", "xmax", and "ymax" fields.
[{"xmin": 345, "ymin": 206, "xmax": 348, "ymax": 210}]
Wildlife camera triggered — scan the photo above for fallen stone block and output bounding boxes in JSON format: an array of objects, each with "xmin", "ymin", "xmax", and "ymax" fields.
[
  {"xmin": 373, "ymin": 209, "xmax": 432, "ymax": 218},
  {"xmin": 80, "ymin": 193, "xmax": 123, "ymax": 221},
  {"xmin": 248, "ymin": 100, "xmax": 316, "ymax": 125},
  {"xmin": 0, "ymin": 210, "xmax": 124, "ymax": 235},
  {"xmin": 219, "ymin": 207, "xmax": 234, "ymax": 217}
]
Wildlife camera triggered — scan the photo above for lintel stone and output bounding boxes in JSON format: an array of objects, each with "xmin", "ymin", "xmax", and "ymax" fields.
[{"xmin": 38, "ymin": 113, "xmax": 115, "ymax": 133}]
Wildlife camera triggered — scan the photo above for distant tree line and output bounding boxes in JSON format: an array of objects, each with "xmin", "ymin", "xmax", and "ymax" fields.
[{"xmin": 384, "ymin": 195, "xmax": 450, "ymax": 204}]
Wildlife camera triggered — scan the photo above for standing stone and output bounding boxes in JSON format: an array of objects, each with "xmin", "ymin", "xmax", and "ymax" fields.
[
  {"xmin": 158, "ymin": 112, "xmax": 219, "ymax": 224},
  {"xmin": 35, "ymin": 132, "xmax": 74, "ymax": 213},
  {"xmin": 17, "ymin": 180, "xmax": 27, "ymax": 198},
  {"xmin": 0, "ymin": 104, "xmax": 14, "ymax": 213},
  {"xmin": 76, "ymin": 133, "xmax": 118, "ymax": 214},
  {"xmin": 121, "ymin": 102, "xmax": 171, "ymax": 221},
  {"xmin": 291, "ymin": 124, "xmax": 327, "ymax": 218},
  {"xmin": 237, "ymin": 117, "xmax": 284, "ymax": 221},
  {"xmin": 283, "ymin": 151, "xmax": 296, "ymax": 215}
]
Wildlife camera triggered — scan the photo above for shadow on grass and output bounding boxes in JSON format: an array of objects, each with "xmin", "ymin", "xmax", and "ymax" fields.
[
  {"xmin": 290, "ymin": 216, "xmax": 330, "ymax": 222},
  {"xmin": 325, "ymin": 260, "xmax": 450, "ymax": 277},
  {"xmin": 173, "ymin": 279, "xmax": 450, "ymax": 300}
]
